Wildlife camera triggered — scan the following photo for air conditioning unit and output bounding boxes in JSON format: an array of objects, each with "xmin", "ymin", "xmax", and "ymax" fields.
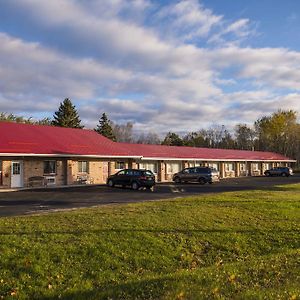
[{"xmin": 44, "ymin": 176, "xmax": 56, "ymax": 186}]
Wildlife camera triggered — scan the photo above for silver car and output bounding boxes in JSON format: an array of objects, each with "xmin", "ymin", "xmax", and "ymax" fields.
[
  {"xmin": 173, "ymin": 167, "xmax": 220, "ymax": 184},
  {"xmin": 264, "ymin": 167, "xmax": 293, "ymax": 177}
]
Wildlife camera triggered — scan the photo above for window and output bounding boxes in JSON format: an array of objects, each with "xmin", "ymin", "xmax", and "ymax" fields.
[
  {"xmin": 115, "ymin": 161, "xmax": 126, "ymax": 170},
  {"xmin": 240, "ymin": 163, "xmax": 247, "ymax": 171},
  {"xmin": 225, "ymin": 163, "xmax": 234, "ymax": 172},
  {"xmin": 44, "ymin": 161, "xmax": 56, "ymax": 175},
  {"xmin": 78, "ymin": 161, "xmax": 89, "ymax": 173},
  {"xmin": 126, "ymin": 170, "xmax": 141, "ymax": 176},
  {"xmin": 252, "ymin": 163, "xmax": 259, "ymax": 171},
  {"xmin": 208, "ymin": 163, "xmax": 219, "ymax": 171},
  {"xmin": 117, "ymin": 170, "xmax": 126, "ymax": 175},
  {"xmin": 182, "ymin": 168, "xmax": 190, "ymax": 174},
  {"xmin": 166, "ymin": 162, "xmax": 181, "ymax": 174},
  {"xmin": 12, "ymin": 162, "xmax": 21, "ymax": 175},
  {"xmin": 139, "ymin": 162, "xmax": 158, "ymax": 174}
]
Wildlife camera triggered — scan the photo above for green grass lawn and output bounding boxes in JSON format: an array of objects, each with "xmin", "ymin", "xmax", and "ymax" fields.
[{"xmin": 0, "ymin": 184, "xmax": 300, "ymax": 299}]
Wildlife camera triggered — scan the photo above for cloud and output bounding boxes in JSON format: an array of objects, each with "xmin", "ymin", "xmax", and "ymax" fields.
[
  {"xmin": 211, "ymin": 46, "xmax": 300, "ymax": 90},
  {"xmin": 155, "ymin": 0, "xmax": 223, "ymax": 41},
  {"xmin": 0, "ymin": 32, "xmax": 132, "ymax": 101},
  {"xmin": 0, "ymin": 0, "xmax": 299, "ymax": 135}
]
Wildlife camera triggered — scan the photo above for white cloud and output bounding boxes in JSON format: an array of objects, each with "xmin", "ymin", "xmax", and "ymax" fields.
[
  {"xmin": 0, "ymin": 0, "xmax": 299, "ymax": 134},
  {"xmin": 211, "ymin": 47, "xmax": 300, "ymax": 90},
  {"xmin": 154, "ymin": 0, "xmax": 223, "ymax": 42}
]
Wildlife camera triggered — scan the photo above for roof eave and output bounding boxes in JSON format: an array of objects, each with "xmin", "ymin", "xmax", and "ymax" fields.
[
  {"xmin": 0, "ymin": 153, "xmax": 142, "ymax": 159},
  {"xmin": 140, "ymin": 157, "xmax": 296, "ymax": 162}
]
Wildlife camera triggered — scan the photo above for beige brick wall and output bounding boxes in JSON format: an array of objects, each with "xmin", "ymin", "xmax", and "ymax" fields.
[
  {"xmin": 23, "ymin": 160, "xmax": 43, "ymax": 187},
  {"xmin": 109, "ymin": 161, "xmax": 116, "ymax": 176},
  {"xmin": 23, "ymin": 159, "xmax": 66, "ymax": 187},
  {"xmin": 88, "ymin": 161, "xmax": 103, "ymax": 184},
  {"xmin": 69, "ymin": 159, "xmax": 114, "ymax": 185},
  {"xmin": 2, "ymin": 160, "xmax": 11, "ymax": 188}
]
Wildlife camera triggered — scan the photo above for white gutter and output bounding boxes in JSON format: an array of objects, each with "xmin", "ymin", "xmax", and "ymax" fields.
[{"xmin": 140, "ymin": 157, "xmax": 296, "ymax": 162}]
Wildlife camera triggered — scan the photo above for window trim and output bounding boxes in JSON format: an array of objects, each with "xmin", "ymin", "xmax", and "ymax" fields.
[
  {"xmin": 115, "ymin": 161, "xmax": 126, "ymax": 170},
  {"xmin": 78, "ymin": 160, "xmax": 89, "ymax": 173},
  {"xmin": 43, "ymin": 160, "xmax": 57, "ymax": 175}
]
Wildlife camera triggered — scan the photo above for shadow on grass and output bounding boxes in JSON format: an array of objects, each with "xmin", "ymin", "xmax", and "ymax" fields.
[
  {"xmin": 0, "ymin": 227, "xmax": 299, "ymax": 236},
  {"xmin": 42, "ymin": 275, "xmax": 179, "ymax": 300}
]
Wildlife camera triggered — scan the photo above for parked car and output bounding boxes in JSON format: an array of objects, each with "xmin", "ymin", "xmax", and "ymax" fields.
[
  {"xmin": 173, "ymin": 167, "xmax": 220, "ymax": 184},
  {"xmin": 264, "ymin": 167, "xmax": 293, "ymax": 177},
  {"xmin": 107, "ymin": 169, "xmax": 155, "ymax": 190}
]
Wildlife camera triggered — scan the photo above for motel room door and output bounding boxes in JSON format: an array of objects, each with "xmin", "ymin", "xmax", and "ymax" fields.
[{"xmin": 11, "ymin": 161, "xmax": 23, "ymax": 188}]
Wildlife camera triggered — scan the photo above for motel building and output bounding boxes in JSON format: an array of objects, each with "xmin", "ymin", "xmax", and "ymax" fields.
[{"xmin": 0, "ymin": 122, "xmax": 296, "ymax": 189}]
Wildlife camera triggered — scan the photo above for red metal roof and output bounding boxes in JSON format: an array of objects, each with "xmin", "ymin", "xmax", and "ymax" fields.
[
  {"xmin": 0, "ymin": 121, "xmax": 134, "ymax": 157},
  {"xmin": 120, "ymin": 143, "xmax": 293, "ymax": 161},
  {"xmin": 0, "ymin": 121, "xmax": 294, "ymax": 161}
]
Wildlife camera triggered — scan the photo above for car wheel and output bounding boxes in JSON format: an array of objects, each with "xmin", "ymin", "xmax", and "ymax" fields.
[
  {"xmin": 281, "ymin": 172, "xmax": 288, "ymax": 177},
  {"xmin": 265, "ymin": 172, "xmax": 270, "ymax": 177},
  {"xmin": 132, "ymin": 182, "xmax": 139, "ymax": 190},
  {"xmin": 198, "ymin": 178, "xmax": 206, "ymax": 185},
  {"xmin": 107, "ymin": 179, "xmax": 114, "ymax": 187},
  {"xmin": 174, "ymin": 177, "xmax": 181, "ymax": 184}
]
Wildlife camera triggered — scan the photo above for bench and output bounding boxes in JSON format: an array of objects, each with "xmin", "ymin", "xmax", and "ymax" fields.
[
  {"xmin": 28, "ymin": 176, "xmax": 46, "ymax": 187},
  {"xmin": 76, "ymin": 175, "xmax": 94, "ymax": 184}
]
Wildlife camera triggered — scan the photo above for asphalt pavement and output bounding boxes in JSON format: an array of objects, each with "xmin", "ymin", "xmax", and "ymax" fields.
[{"xmin": 0, "ymin": 175, "xmax": 300, "ymax": 217}]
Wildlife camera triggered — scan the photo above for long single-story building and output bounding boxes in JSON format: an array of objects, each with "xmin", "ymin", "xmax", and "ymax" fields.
[{"xmin": 0, "ymin": 121, "xmax": 296, "ymax": 189}]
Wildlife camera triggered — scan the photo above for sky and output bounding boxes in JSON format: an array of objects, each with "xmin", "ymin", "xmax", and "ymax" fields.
[{"xmin": 1, "ymin": 0, "xmax": 300, "ymax": 135}]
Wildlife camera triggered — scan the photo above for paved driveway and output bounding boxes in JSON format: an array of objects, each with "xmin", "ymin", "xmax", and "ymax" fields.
[{"xmin": 0, "ymin": 175, "xmax": 300, "ymax": 217}]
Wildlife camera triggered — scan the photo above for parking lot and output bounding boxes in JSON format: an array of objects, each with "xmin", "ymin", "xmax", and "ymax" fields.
[{"xmin": 0, "ymin": 175, "xmax": 300, "ymax": 217}]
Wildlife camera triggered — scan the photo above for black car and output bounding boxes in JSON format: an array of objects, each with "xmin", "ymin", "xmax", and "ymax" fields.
[
  {"xmin": 107, "ymin": 169, "xmax": 155, "ymax": 190},
  {"xmin": 173, "ymin": 167, "xmax": 220, "ymax": 184},
  {"xmin": 264, "ymin": 167, "xmax": 293, "ymax": 177}
]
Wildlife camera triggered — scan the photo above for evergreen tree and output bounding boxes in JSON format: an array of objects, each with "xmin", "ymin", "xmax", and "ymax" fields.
[
  {"xmin": 52, "ymin": 98, "xmax": 83, "ymax": 128},
  {"xmin": 161, "ymin": 132, "xmax": 183, "ymax": 146},
  {"xmin": 95, "ymin": 113, "xmax": 116, "ymax": 141}
]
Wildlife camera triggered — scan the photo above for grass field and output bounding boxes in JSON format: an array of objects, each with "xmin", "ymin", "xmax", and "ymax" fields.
[{"xmin": 0, "ymin": 184, "xmax": 300, "ymax": 299}]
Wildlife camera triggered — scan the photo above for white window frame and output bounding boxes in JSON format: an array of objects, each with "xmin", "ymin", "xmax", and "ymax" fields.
[
  {"xmin": 78, "ymin": 161, "xmax": 89, "ymax": 173},
  {"xmin": 139, "ymin": 162, "xmax": 158, "ymax": 174},
  {"xmin": 240, "ymin": 163, "xmax": 247, "ymax": 171},
  {"xmin": 225, "ymin": 163, "xmax": 234, "ymax": 172},
  {"xmin": 44, "ymin": 160, "xmax": 56, "ymax": 175},
  {"xmin": 208, "ymin": 162, "xmax": 219, "ymax": 171},
  {"xmin": 115, "ymin": 161, "xmax": 126, "ymax": 170},
  {"xmin": 166, "ymin": 162, "xmax": 181, "ymax": 174}
]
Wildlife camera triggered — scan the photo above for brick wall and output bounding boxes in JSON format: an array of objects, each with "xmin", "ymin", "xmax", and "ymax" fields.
[{"xmin": 1, "ymin": 160, "xmax": 11, "ymax": 188}]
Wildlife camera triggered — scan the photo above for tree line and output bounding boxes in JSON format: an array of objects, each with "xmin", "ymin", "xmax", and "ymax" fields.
[{"xmin": 1, "ymin": 98, "xmax": 299, "ymax": 161}]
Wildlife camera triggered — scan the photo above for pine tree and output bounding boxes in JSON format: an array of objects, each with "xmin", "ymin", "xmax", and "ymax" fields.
[
  {"xmin": 52, "ymin": 98, "xmax": 83, "ymax": 128},
  {"xmin": 94, "ymin": 113, "xmax": 116, "ymax": 141},
  {"xmin": 161, "ymin": 132, "xmax": 183, "ymax": 146}
]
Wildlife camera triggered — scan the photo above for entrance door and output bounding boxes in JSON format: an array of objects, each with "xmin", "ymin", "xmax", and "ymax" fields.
[{"xmin": 11, "ymin": 161, "xmax": 23, "ymax": 188}]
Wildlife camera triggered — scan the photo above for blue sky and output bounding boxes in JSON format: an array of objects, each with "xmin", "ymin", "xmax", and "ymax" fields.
[{"xmin": 0, "ymin": 0, "xmax": 300, "ymax": 134}]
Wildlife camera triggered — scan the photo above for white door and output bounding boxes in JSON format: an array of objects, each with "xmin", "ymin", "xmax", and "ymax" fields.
[{"xmin": 11, "ymin": 161, "xmax": 23, "ymax": 188}]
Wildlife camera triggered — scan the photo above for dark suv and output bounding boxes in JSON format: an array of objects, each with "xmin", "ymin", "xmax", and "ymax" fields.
[
  {"xmin": 264, "ymin": 167, "xmax": 293, "ymax": 177},
  {"xmin": 107, "ymin": 169, "xmax": 155, "ymax": 190},
  {"xmin": 173, "ymin": 167, "xmax": 220, "ymax": 184}
]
